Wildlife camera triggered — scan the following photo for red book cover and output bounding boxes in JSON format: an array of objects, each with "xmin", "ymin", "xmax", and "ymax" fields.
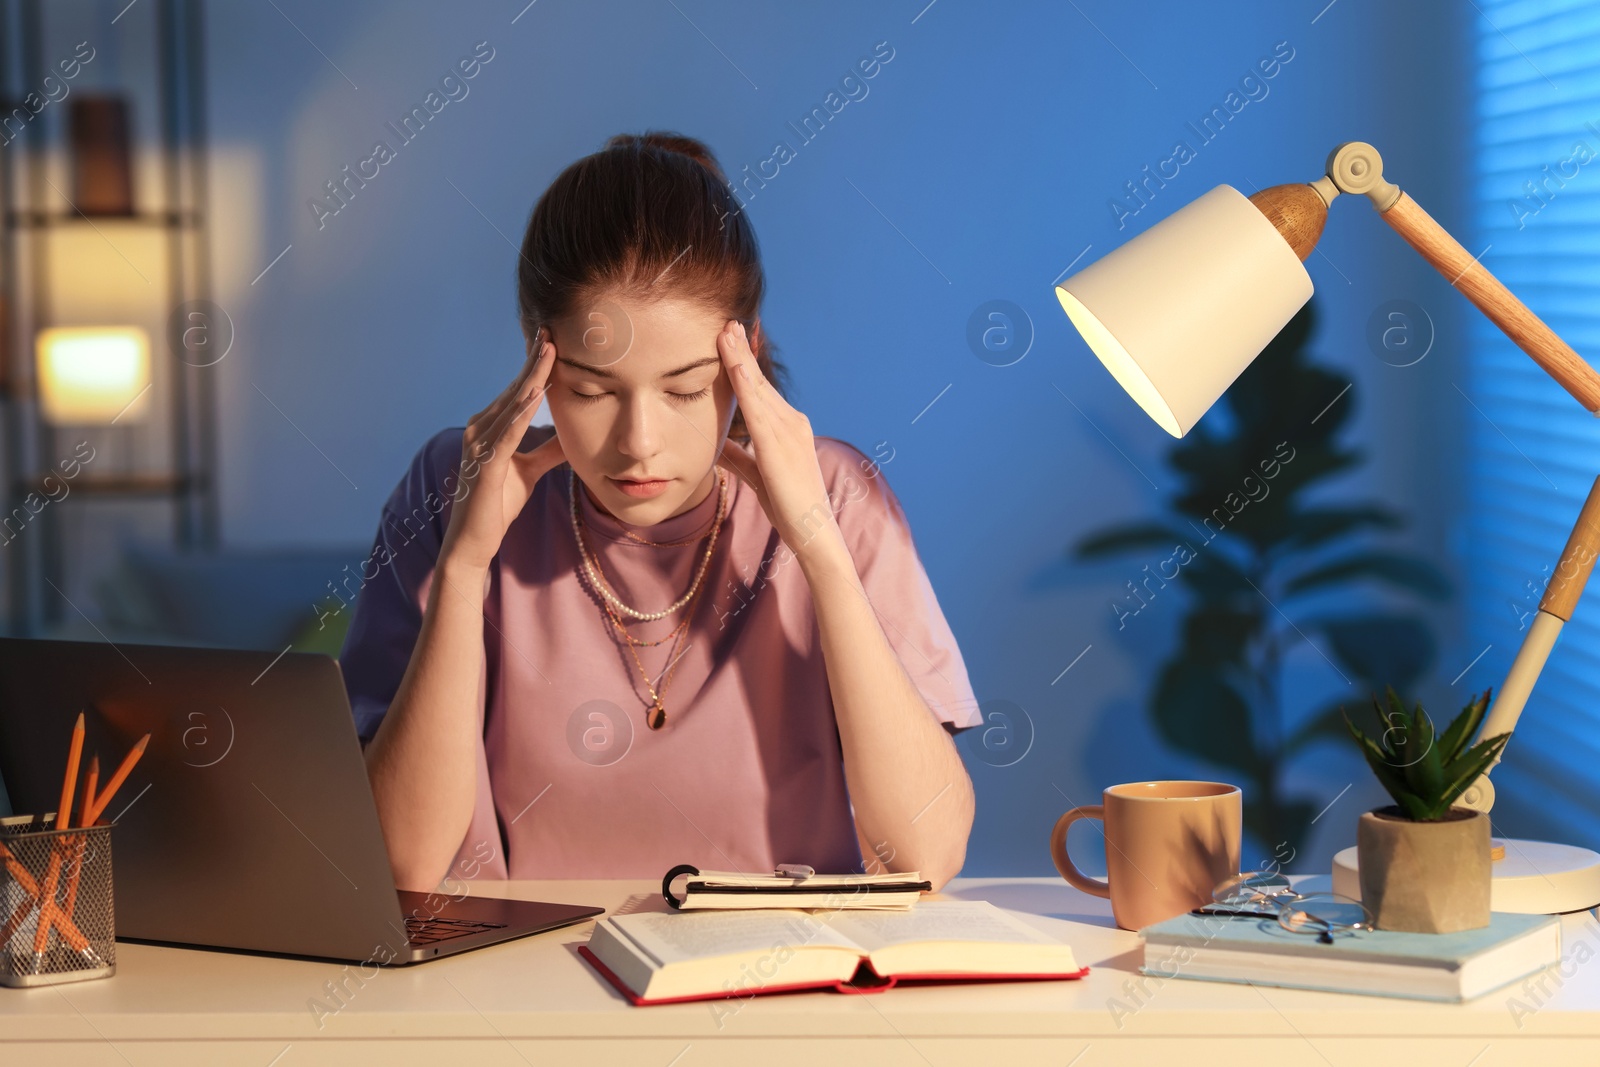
[{"xmin": 577, "ymin": 944, "xmax": 1090, "ymax": 1007}]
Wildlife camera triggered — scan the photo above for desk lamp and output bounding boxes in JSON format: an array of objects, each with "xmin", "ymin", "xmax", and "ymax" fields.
[{"xmin": 1055, "ymin": 140, "xmax": 1600, "ymax": 914}]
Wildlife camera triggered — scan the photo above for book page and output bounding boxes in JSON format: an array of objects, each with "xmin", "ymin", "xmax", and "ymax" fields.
[
  {"xmin": 823, "ymin": 901, "xmax": 1079, "ymax": 979},
  {"xmin": 821, "ymin": 901, "xmax": 1064, "ymax": 951},
  {"xmin": 609, "ymin": 908, "xmax": 867, "ymax": 967}
]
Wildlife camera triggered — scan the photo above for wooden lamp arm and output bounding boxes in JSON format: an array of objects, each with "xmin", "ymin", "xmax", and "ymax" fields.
[
  {"xmin": 1457, "ymin": 475, "xmax": 1600, "ymax": 813},
  {"xmin": 1338, "ymin": 140, "xmax": 1600, "ymax": 756},
  {"xmin": 1256, "ymin": 143, "xmax": 1600, "ymax": 814},
  {"xmin": 1539, "ymin": 475, "xmax": 1600, "ymax": 623},
  {"xmin": 1249, "ymin": 141, "xmax": 1600, "ymax": 413},
  {"xmin": 1379, "ymin": 193, "xmax": 1600, "ymax": 412},
  {"xmin": 1486, "ymin": 475, "xmax": 1600, "ymax": 737}
]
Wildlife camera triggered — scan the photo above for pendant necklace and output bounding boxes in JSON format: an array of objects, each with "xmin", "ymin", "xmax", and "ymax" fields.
[{"xmin": 570, "ymin": 467, "xmax": 729, "ymax": 729}]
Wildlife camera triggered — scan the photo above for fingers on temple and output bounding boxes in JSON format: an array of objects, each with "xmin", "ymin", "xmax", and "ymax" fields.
[
  {"xmin": 475, "ymin": 333, "xmax": 553, "ymax": 457},
  {"xmin": 475, "ymin": 327, "xmax": 548, "ymax": 429},
  {"xmin": 722, "ymin": 326, "xmax": 768, "ymax": 427},
  {"xmin": 487, "ymin": 343, "xmax": 553, "ymax": 457}
]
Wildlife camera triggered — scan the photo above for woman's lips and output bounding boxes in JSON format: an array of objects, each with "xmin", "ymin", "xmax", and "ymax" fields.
[{"xmin": 609, "ymin": 477, "xmax": 673, "ymax": 499}]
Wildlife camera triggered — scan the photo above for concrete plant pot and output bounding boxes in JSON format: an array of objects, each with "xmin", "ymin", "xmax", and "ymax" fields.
[{"xmin": 1356, "ymin": 806, "xmax": 1491, "ymax": 934}]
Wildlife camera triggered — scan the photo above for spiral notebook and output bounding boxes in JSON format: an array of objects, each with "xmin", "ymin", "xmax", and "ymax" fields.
[{"xmin": 660, "ymin": 864, "xmax": 933, "ymax": 911}]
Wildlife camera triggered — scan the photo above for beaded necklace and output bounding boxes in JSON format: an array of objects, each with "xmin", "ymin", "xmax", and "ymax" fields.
[{"xmin": 569, "ymin": 467, "xmax": 729, "ymax": 729}]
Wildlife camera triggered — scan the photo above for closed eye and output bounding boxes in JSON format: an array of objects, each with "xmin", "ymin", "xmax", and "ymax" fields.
[{"xmin": 569, "ymin": 387, "xmax": 711, "ymax": 405}]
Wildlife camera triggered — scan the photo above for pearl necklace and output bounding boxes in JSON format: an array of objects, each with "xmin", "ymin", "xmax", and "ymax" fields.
[{"xmin": 568, "ymin": 466, "xmax": 728, "ymax": 621}]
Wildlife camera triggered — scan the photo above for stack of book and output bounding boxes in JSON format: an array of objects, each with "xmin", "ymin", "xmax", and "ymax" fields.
[{"xmin": 1139, "ymin": 909, "xmax": 1564, "ymax": 1002}]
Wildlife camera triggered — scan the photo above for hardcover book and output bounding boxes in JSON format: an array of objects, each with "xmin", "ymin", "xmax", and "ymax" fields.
[
  {"xmin": 580, "ymin": 900, "xmax": 1088, "ymax": 1005},
  {"xmin": 1139, "ymin": 909, "xmax": 1562, "ymax": 1002}
]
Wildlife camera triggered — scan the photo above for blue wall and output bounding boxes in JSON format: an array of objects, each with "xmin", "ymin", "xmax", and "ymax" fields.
[
  {"xmin": 1463, "ymin": 0, "xmax": 1600, "ymax": 857},
  {"xmin": 200, "ymin": 0, "xmax": 1479, "ymax": 876}
]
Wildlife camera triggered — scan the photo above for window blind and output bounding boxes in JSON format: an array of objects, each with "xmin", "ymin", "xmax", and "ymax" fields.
[{"xmin": 1469, "ymin": 0, "xmax": 1600, "ymax": 846}]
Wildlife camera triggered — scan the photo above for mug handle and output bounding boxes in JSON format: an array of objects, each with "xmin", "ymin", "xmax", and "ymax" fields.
[{"xmin": 1049, "ymin": 805, "xmax": 1111, "ymax": 898}]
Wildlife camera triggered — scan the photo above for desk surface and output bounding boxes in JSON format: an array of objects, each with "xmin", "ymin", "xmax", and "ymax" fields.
[{"xmin": 6, "ymin": 876, "xmax": 1600, "ymax": 1066}]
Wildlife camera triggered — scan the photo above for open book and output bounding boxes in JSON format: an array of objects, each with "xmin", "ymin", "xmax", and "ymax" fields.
[{"xmin": 580, "ymin": 900, "xmax": 1088, "ymax": 1005}]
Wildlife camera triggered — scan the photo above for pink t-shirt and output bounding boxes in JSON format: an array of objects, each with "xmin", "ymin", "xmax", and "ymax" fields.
[{"xmin": 339, "ymin": 423, "xmax": 982, "ymax": 880}]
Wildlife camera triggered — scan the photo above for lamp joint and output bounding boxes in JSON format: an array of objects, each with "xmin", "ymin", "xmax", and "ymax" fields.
[{"xmin": 1325, "ymin": 141, "xmax": 1401, "ymax": 211}]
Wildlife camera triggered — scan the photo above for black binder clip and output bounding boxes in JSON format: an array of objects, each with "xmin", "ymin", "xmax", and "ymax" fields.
[{"xmin": 662, "ymin": 864, "xmax": 700, "ymax": 909}]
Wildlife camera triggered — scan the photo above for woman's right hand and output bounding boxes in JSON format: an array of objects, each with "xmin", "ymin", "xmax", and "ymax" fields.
[{"xmin": 438, "ymin": 327, "xmax": 566, "ymax": 574}]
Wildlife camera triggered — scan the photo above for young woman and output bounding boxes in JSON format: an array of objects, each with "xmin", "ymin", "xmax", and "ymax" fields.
[{"xmin": 340, "ymin": 131, "xmax": 981, "ymax": 894}]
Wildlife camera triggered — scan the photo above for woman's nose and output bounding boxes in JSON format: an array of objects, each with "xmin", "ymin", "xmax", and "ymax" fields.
[{"xmin": 614, "ymin": 393, "xmax": 660, "ymax": 459}]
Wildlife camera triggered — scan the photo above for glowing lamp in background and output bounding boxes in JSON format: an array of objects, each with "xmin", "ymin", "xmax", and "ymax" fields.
[{"xmin": 35, "ymin": 326, "xmax": 152, "ymax": 424}]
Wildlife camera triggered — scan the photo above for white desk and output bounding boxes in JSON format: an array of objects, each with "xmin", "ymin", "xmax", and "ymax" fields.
[{"xmin": 5, "ymin": 876, "xmax": 1600, "ymax": 1065}]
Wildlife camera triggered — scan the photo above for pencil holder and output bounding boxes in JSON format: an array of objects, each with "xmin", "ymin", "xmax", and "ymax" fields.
[{"xmin": 0, "ymin": 819, "xmax": 116, "ymax": 986}]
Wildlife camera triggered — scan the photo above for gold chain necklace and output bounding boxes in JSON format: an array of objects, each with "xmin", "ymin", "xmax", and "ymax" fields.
[
  {"xmin": 569, "ymin": 467, "xmax": 729, "ymax": 729},
  {"xmin": 619, "ymin": 511, "xmax": 720, "ymax": 547},
  {"xmin": 595, "ymin": 574, "xmax": 707, "ymax": 729},
  {"xmin": 569, "ymin": 467, "xmax": 727, "ymax": 620}
]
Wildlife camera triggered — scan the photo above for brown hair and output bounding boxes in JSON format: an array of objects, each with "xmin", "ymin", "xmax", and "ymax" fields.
[{"xmin": 516, "ymin": 130, "xmax": 790, "ymax": 442}]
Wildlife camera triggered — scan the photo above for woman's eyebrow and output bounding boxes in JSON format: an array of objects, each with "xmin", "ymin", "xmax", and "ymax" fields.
[{"xmin": 556, "ymin": 355, "xmax": 721, "ymax": 380}]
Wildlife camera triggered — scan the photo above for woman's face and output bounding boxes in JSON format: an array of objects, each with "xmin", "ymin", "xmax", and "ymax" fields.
[{"xmin": 544, "ymin": 294, "xmax": 740, "ymax": 524}]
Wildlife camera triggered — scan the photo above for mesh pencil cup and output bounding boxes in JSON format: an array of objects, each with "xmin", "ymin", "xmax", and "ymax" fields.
[{"xmin": 0, "ymin": 817, "xmax": 116, "ymax": 986}]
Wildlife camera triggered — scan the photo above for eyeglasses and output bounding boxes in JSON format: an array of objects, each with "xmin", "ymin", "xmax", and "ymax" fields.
[{"xmin": 1191, "ymin": 871, "xmax": 1375, "ymax": 944}]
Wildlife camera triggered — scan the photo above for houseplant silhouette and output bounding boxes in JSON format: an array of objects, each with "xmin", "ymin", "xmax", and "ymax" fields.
[{"xmin": 1073, "ymin": 301, "xmax": 1452, "ymax": 865}]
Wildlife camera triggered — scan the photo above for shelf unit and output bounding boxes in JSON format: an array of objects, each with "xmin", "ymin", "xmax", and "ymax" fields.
[{"xmin": 0, "ymin": 0, "xmax": 218, "ymax": 635}]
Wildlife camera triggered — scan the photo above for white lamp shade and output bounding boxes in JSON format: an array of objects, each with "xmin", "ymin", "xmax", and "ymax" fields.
[
  {"xmin": 36, "ymin": 326, "xmax": 152, "ymax": 424},
  {"xmin": 1055, "ymin": 184, "xmax": 1314, "ymax": 437}
]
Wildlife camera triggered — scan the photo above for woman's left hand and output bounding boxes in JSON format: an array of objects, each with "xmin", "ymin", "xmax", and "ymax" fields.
[{"xmin": 714, "ymin": 319, "xmax": 841, "ymax": 562}]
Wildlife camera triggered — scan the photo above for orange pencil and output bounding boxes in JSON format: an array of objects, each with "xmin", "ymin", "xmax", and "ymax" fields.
[
  {"xmin": 57, "ymin": 713, "xmax": 85, "ymax": 833},
  {"xmin": 1, "ymin": 839, "xmax": 90, "ymax": 954},
  {"xmin": 43, "ymin": 733, "xmax": 146, "ymax": 959},
  {"xmin": 81, "ymin": 755, "xmax": 99, "ymax": 828},
  {"xmin": 0, "ymin": 841, "xmax": 42, "ymax": 948},
  {"xmin": 0, "ymin": 841, "xmax": 38, "ymax": 897},
  {"xmin": 30, "ymin": 713, "xmax": 85, "ymax": 959},
  {"xmin": 19, "ymin": 865, "xmax": 94, "ymax": 957},
  {"xmin": 59, "ymin": 755, "xmax": 100, "ymax": 921},
  {"xmin": 85, "ymin": 734, "xmax": 149, "ymax": 825}
]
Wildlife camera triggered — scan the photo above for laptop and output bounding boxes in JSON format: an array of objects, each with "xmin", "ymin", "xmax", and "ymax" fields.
[{"xmin": 0, "ymin": 635, "xmax": 604, "ymax": 964}]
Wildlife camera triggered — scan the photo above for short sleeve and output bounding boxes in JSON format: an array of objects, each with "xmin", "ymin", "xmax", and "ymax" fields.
[
  {"xmin": 820, "ymin": 438, "xmax": 983, "ymax": 733},
  {"xmin": 338, "ymin": 427, "xmax": 465, "ymax": 745}
]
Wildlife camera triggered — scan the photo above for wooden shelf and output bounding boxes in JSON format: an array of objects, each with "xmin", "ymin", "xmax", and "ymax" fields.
[
  {"xmin": 12, "ymin": 474, "xmax": 204, "ymax": 498},
  {"xmin": 0, "ymin": 0, "xmax": 220, "ymax": 636},
  {"xmin": 4, "ymin": 209, "xmax": 203, "ymax": 228}
]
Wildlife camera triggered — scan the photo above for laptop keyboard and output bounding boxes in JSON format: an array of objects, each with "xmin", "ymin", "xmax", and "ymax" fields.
[{"xmin": 404, "ymin": 915, "xmax": 509, "ymax": 945}]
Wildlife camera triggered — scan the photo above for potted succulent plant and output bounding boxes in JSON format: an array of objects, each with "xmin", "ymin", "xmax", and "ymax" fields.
[{"xmin": 1343, "ymin": 687, "xmax": 1511, "ymax": 933}]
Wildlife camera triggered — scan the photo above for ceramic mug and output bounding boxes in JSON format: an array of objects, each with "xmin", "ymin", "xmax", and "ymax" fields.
[{"xmin": 1049, "ymin": 780, "xmax": 1242, "ymax": 931}]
